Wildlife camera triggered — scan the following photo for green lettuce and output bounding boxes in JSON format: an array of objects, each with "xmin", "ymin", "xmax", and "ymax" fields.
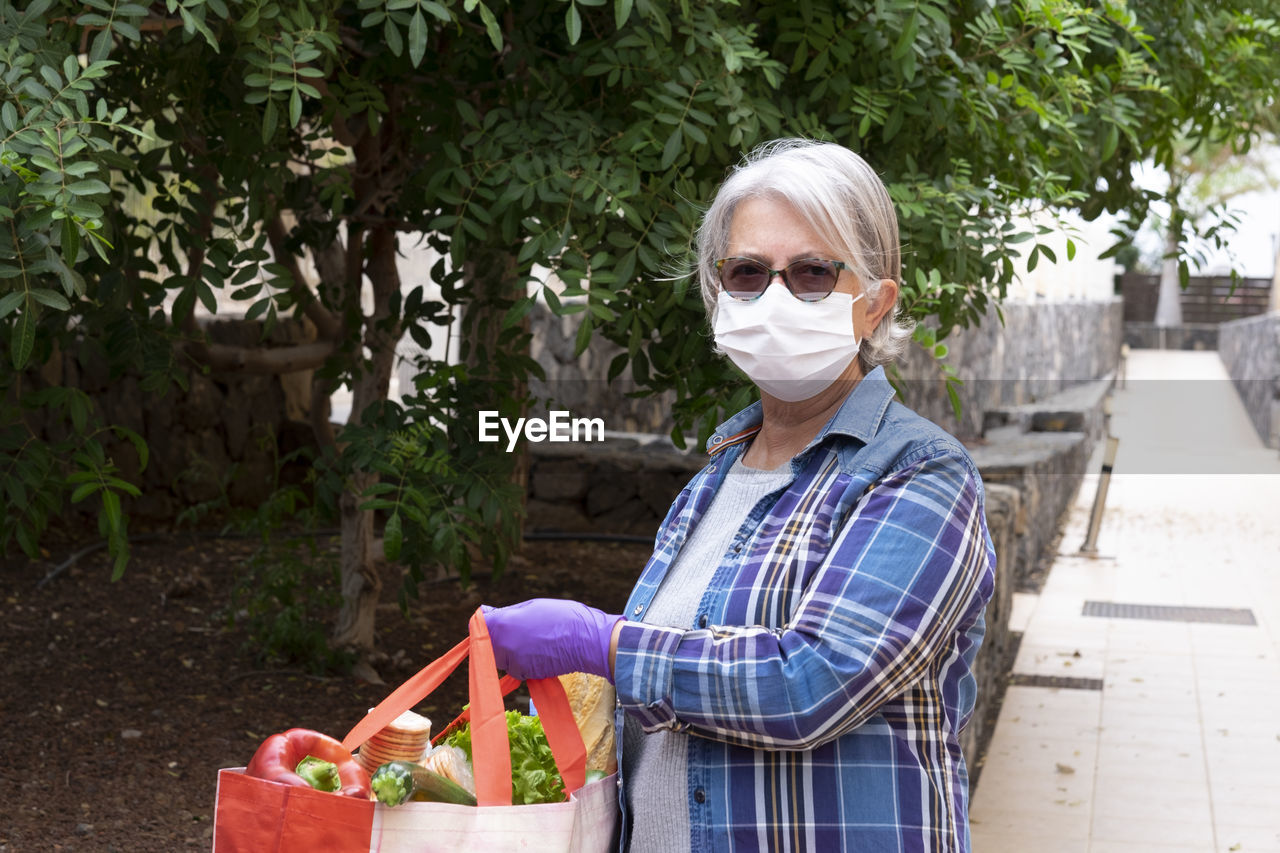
[{"xmin": 445, "ymin": 710, "xmax": 565, "ymax": 805}]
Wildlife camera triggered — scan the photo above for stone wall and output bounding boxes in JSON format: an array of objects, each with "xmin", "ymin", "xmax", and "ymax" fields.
[
  {"xmin": 894, "ymin": 298, "xmax": 1123, "ymax": 441},
  {"xmin": 1219, "ymin": 312, "xmax": 1280, "ymax": 448},
  {"xmin": 528, "ymin": 303, "xmax": 677, "ymax": 435},
  {"xmin": 526, "ymin": 439, "xmax": 705, "ymax": 536},
  {"xmin": 29, "ymin": 319, "xmax": 316, "ymax": 518},
  {"xmin": 961, "ymin": 482, "xmax": 1020, "ymax": 774}
]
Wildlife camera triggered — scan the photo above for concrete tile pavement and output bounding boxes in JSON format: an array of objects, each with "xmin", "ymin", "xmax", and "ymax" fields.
[{"xmin": 969, "ymin": 349, "xmax": 1280, "ymax": 853}]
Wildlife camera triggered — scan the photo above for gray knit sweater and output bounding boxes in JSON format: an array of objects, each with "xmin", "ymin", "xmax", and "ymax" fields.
[{"xmin": 622, "ymin": 457, "xmax": 790, "ymax": 853}]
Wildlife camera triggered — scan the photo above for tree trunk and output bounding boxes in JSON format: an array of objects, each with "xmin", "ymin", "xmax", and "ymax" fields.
[
  {"xmin": 460, "ymin": 247, "xmax": 530, "ymax": 553},
  {"xmin": 1154, "ymin": 219, "xmax": 1183, "ymax": 328},
  {"xmin": 332, "ymin": 223, "xmax": 404, "ymax": 655}
]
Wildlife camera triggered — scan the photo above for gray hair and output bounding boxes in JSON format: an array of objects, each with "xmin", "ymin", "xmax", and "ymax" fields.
[{"xmin": 695, "ymin": 138, "xmax": 914, "ymax": 373}]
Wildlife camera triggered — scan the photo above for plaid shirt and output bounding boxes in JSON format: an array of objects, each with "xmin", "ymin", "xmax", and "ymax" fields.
[{"xmin": 613, "ymin": 367, "xmax": 996, "ymax": 853}]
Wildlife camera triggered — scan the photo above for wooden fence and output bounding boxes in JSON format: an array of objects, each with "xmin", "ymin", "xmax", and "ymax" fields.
[{"xmin": 1119, "ymin": 273, "xmax": 1272, "ymax": 324}]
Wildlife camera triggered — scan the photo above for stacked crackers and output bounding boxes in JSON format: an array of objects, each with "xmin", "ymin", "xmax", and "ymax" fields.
[{"xmin": 356, "ymin": 709, "xmax": 432, "ymax": 774}]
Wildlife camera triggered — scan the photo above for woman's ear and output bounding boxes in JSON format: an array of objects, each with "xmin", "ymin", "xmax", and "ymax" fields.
[{"xmin": 866, "ymin": 278, "xmax": 899, "ymax": 329}]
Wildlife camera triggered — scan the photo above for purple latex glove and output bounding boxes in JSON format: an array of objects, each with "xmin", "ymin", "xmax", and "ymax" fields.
[{"xmin": 481, "ymin": 599, "xmax": 625, "ymax": 684}]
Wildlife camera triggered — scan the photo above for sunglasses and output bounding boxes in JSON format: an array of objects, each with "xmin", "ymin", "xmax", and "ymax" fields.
[{"xmin": 714, "ymin": 257, "xmax": 851, "ymax": 302}]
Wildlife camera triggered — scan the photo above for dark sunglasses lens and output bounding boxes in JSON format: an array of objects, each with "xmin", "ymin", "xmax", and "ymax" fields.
[
  {"xmin": 721, "ymin": 259, "xmax": 770, "ymax": 298},
  {"xmin": 788, "ymin": 261, "xmax": 839, "ymax": 301}
]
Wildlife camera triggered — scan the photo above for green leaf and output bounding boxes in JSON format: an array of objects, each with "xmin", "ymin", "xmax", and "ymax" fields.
[
  {"xmin": 68, "ymin": 390, "xmax": 90, "ymax": 434},
  {"xmin": 63, "ymin": 161, "xmax": 99, "ymax": 177},
  {"xmin": 573, "ymin": 313, "xmax": 593, "ymax": 357},
  {"xmin": 660, "ymin": 127, "xmax": 682, "ymax": 169},
  {"xmin": 172, "ymin": 286, "xmax": 196, "ymax": 325},
  {"xmin": 0, "ymin": 292, "xmax": 23, "ymax": 319},
  {"xmin": 101, "ymin": 486, "xmax": 122, "ymax": 529},
  {"xmin": 566, "ymin": 2, "xmax": 581, "ymax": 45},
  {"xmin": 502, "ymin": 295, "xmax": 534, "ymax": 330},
  {"xmin": 289, "ymin": 88, "xmax": 302, "ymax": 127},
  {"xmin": 384, "ymin": 16, "xmax": 403, "ymax": 56},
  {"xmin": 1102, "ymin": 124, "xmax": 1119, "ymax": 162},
  {"xmin": 30, "ymin": 287, "xmax": 70, "ymax": 310},
  {"xmin": 892, "ymin": 14, "xmax": 918, "ymax": 61},
  {"xmin": 11, "ymin": 307, "xmax": 36, "ymax": 369},
  {"xmin": 422, "ymin": 1, "xmax": 451, "ymax": 22},
  {"xmin": 383, "ymin": 512, "xmax": 403, "ymax": 561},
  {"xmin": 69, "ymin": 178, "xmax": 111, "ymax": 196},
  {"xmin": 23, "ymin": 0, "xmax": 54, "ymax": 19},
  {"xmin": 71, "ymin": 482, "xmax": 99, "ymax": 503},
  {"xmin": 262, "ymin": 98, "xmax": 278, "ymax": 143},
  {"xmin": 196, "ymin": 280, "xmax": 217, "ymax": 313},
  {"xmin": 113, "ymin": 20, "xmax": 141, "ymax": 41},
  {"xmin": 614, "ymin": 0, "xmax": 632, "ymax": 28},
  {"xmin": 89, "ymin": 29, "xmax": 112, "ymax": 62},
  {"xmin": 946, "ymin": 379, "xmax": 962, "ymax": 422},
  {"xmin": 178, "ymin": 5, "xmax": 219, "ymax": 52},
  {"xmin": 408, "ymin": 9, "xmax": 427, "ymax": 67},
  {"xmin": 61, "ymin": 218, "xmax": 80, "ymax": 266},
  {"xmin": 111, "ymin": 546, "xmax": 129, "ymax": 582},
  {"xmin": 477, "ymin": 2, "xmax": 502, "ymax": 50}
]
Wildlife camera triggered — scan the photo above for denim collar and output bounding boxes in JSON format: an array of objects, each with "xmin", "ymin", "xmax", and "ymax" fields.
[{"xmin": 705, "ymin": 366, "xmax": 896, "ymax": 457}]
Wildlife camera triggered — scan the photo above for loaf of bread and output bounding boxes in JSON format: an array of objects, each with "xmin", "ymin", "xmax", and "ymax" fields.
[{"xmin": 558, "ymin": 672, "xmax": 617, "ymax": 775}]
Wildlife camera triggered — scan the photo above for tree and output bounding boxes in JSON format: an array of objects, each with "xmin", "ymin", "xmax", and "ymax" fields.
[
  {"xmin": 4, "ymin": 0, "xmax": 1279, "ymax": 663},
  {"xmin": 1152, "ymin": 140, "xmax": 1278, "ymax": 327},
  {"xmin": 1146, "ymin": 104, "xmax": 1280, "ymax": 326},
  {"xmin": 1102, "ymin": 3, "xmax": 1280, "ymax": 326}
]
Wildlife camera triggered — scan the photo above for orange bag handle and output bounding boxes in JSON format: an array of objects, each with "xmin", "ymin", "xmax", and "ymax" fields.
[{"xmin": 341, "ymin": 607, "xmax": 587, "ymax": 806}]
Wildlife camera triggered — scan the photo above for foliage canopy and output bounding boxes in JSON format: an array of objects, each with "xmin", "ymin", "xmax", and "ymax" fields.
[{"xmin": 3, "ymin": 0, "xmax": 1277, "ymax": 654}]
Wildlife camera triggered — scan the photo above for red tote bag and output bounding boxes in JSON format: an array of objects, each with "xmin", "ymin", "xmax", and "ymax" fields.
[{"xmin": 213, "ymin": 608, "xmax": 616, "ymax": 853}]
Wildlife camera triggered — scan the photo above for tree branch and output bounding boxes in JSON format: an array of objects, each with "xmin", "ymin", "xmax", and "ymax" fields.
[
  {"xmin": 310, "ymin": 373, "xmax": 337, "ymax": 448},
  {"xmin": 198, "ymin": 340, "xmax": 338, "ymax": 374},
  {"xmin": 264, "ymin": 214, "xmax": 343, "ymax": 340}
]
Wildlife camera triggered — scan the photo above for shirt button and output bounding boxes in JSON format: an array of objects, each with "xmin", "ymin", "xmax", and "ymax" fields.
[
  {"xmin": 632, "ymin": 604, "xmax": 643, "ymax": 616},
  {"xmin": 708, "ymin": 465, "xmax": 717, "ymax": 474},
  {"xmin": 711, "ymin": 435, "xmax": 724, "ymax": 445},
  {"xmin": 698, "ymin": 614, "xmax": 709, "ymax": 628},
  {"xmin": 694, "ymin": 788, "xmax": 706, "ymax": 804}
]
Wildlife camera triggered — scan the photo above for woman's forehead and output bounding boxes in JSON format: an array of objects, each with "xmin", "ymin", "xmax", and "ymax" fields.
[{"xmin": 726, "ymin": 197, "xmax": 839, "ymax": 259}]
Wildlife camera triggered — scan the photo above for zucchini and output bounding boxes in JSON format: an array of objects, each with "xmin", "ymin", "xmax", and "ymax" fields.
[{"xmin": 370, "ymin": 760, "xmax": 477, "ymax": 807}]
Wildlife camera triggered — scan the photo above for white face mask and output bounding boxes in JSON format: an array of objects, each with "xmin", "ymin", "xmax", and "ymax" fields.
[{"xmin": 713, "ymin": 285, "xmax": 865, "ymax": 402}]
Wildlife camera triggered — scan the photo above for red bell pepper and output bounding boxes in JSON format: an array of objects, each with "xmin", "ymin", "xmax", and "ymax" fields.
[{"xmin": 246, "ymin": 728, "xmax": 371, "ymax": 799}]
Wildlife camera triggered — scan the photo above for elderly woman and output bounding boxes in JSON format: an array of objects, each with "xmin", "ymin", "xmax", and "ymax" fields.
[{"xmin": 484, "ymin": 139, "xmax": 996, "ymax": 852}]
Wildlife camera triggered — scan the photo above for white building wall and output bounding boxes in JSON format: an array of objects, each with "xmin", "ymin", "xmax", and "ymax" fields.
[{"xmin": 1004, "ymin": 210, "xmax": 1119, "ymax": 303}]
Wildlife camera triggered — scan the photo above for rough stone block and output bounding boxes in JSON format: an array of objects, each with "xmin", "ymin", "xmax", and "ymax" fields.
[
  {"xmin": 530, "ymin": 461, "xmax": 590, "ymax": 502},
  {"xmin": 585, "ymin": 475, "xmax": 638, "ymax": 517},
  {"xmin": 229, "ymin": 442, "xmax": 276, "ymax": 507},
  {"xmin": 636, "ymin": 471, "xmax": 684, "ymax": 516},
  {"xmin": 593, "ymin": 498, "xmax": 655, "ymax": 535},
  {"xmin": 964, "ymin": 481, "xmax": 1021, "ymax": 774},
  {"xmin": 525, "ymin": 498, "xmax": 593, "ymax": 533},
  {"xmin": 179, "ymin": 373, "xmax": 225, "ymax": 431}
]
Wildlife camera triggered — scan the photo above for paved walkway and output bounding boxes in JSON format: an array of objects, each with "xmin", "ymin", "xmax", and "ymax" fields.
[{"xmin": 970, "ymin": 349, "xmax": 1280, "ymax": 853}]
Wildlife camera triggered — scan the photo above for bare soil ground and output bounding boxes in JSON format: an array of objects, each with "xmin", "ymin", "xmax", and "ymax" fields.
[{"xmin": 1, "ymin": 532, "xmax": 648, "ymax": 852}]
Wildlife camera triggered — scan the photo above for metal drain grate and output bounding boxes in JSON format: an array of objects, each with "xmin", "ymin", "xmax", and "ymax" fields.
[
  {"xmin": 1008, "ymin": 673, "xmax": 1104, "ymax": 691},
  {"xmin": 1082, "ymin": 601, "xmax": 1257, "ymax": 625}
]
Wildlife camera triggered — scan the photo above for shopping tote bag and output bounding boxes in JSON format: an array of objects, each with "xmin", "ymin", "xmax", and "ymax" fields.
[{"xmin": 213, "ymin": 607, "xmax": 618, "ymax": 852}]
